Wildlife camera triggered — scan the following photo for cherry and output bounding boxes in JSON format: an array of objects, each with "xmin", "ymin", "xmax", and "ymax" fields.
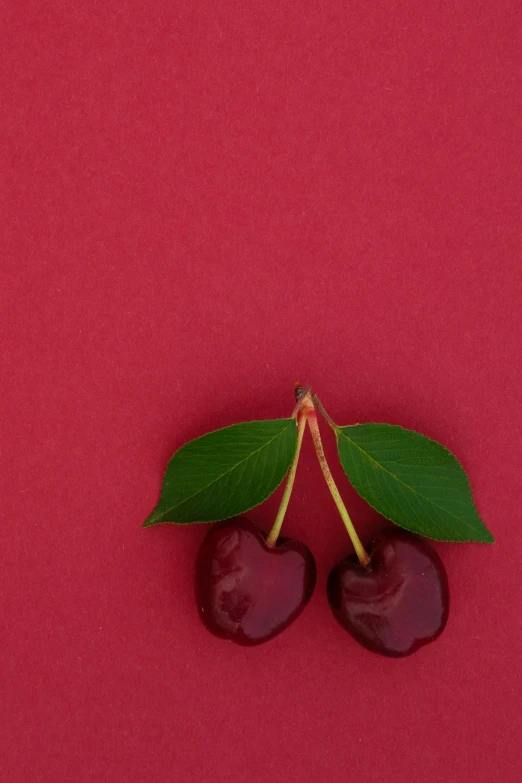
[
  {"xmin": 195, "ymin": 517, "xmax": 316, "ymax": 645},
  {"xmin": 327, "ymin": 528, "xmax": 449, "ymax": 657},
  {"xmin": 297, "ymin": 391, "xmax": 450, "ymax": 657}
]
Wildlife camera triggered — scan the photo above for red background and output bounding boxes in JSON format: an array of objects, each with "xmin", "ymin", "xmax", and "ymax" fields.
[{"xmin": 2, "ymin": 2, "xmax": 521, "ymax": 781}]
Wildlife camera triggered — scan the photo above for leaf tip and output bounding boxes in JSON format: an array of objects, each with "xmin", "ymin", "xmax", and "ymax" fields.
[{"xmin": 142, "ymin": 510, "xmax": 161, "ymax": 528}]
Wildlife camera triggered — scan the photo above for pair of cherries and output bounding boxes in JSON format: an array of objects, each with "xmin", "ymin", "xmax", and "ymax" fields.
[
  {"xmin": 194, "ymin": 389, "xmax": 450, "ymax": 657},
  {"xmin": 196, "ymin": 515, "xmax": 449, "ymax": 657}
]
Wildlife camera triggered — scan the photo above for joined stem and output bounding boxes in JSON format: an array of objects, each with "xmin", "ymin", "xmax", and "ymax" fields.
[
  {"xmin": 266, "ymin": 411, "xmax": 308, "ymax": 548},
  {"xmin": 306, "ymin": 410, "xmax": 370, "ymax": 567}
]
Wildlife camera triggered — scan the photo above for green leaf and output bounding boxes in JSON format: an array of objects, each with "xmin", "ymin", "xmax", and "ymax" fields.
[
  {"xmin": 144, "ymin": 418, "xmax": 298, "ymax": 526},
  {"xmin": 336, "ymin": 423, "xmax": 494, "ymax": 543}
]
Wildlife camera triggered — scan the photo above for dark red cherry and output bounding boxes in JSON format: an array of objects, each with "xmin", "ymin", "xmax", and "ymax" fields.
[
  {"xmin": 327, "ymin": 528, "xmax": 449, "ymax": 657},
  {"xmin": 195, "ymin": 517, "xmax": 316, "ymax": 645}
]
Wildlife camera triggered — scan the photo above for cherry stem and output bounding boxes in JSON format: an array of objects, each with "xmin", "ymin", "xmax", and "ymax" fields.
[
  {"xmin": 311, "ymin": 393, "xmax": 337, "ymax": 431},
  {"xmin": 266, "ymin": 410, "xmax": 308, "ymax": 548},
  {"xmin": 306, "ymin": 408, "xmax": 370, "ymax": 567}
]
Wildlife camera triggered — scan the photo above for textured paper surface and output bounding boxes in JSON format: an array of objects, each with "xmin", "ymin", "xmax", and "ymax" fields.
[{"xmin": 2, "ymin": 2, "xmax": 521, "ymax": 781}]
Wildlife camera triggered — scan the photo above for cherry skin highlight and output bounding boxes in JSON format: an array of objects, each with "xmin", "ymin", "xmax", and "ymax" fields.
[
  {"xmin": 327, "ymin": 528, "xmax": 449, "ymax": 657},
  {"xmin": 195, "ymin": 517, "xmax": 316, "ymax": 645}
]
